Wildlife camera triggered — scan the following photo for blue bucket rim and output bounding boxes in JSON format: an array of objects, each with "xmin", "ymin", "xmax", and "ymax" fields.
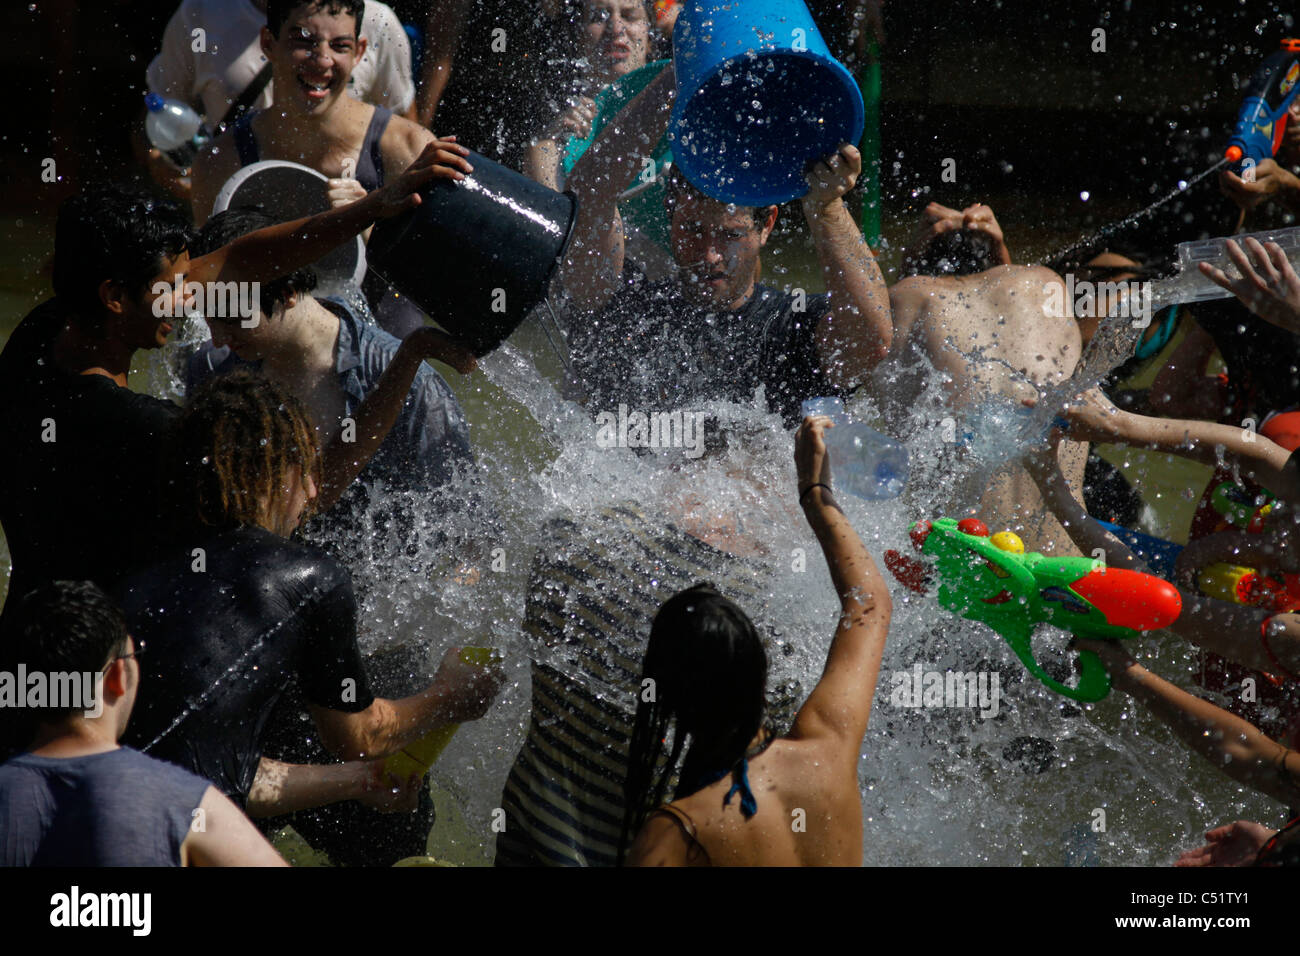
[{"xmin": 669, "ymin": 48, "xmax": 865, "ymax": 206}]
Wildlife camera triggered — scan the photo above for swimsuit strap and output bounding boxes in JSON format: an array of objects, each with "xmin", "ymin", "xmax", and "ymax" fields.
[
  {"xmin": 722, "ymin": 758, "xmax": 758, "ymax": 819},
  {"xmin": 355, "ymin": 105, "xmax": 393, "ymax": 191},
  {"xmin": 695, "ymin": 724, "xmax": 775, "ymax": 821},
  {"xmin": 653, "ymin": 803, "xmax": 710, "ymax": 864}
]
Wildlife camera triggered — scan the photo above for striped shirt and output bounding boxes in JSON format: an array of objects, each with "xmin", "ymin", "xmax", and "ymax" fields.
[{"xmin": 495, "ymin": 505, "xmax": 798, "ymax": 866}]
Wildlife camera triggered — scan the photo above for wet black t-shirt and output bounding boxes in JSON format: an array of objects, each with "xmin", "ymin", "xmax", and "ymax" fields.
[
  {"xmin": 0, "ymin": 298, "xmax": 180, "ymax": 608},
  {"xmin": 568, "ymin": 267, "xmax": 837, "ymax": 426},
  {"xmin": 116, "ymin": 525, "xmax": 375, "ymax": 805}
]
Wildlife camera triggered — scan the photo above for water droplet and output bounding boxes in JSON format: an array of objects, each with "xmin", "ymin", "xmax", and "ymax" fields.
[{"xmin": 1079, "ymin": 191, "xmax": 1090, "ymax": 202}]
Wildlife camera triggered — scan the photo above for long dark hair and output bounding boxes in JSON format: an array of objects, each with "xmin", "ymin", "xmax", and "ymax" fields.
[{"xmin": 618, "ymin": 582, "xmax": 768, "ymax": 863}]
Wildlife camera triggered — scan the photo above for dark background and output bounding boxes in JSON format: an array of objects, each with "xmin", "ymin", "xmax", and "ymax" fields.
[{"xmin": 3, "ymin": 1, "xmax": 1297, "ymax": 236}]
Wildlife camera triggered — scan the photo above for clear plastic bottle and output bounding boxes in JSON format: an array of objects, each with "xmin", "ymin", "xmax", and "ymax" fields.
[
  {"xmin": 800, "ymin": 397, "xmax": 908, "ymax": 500},
  {"xmin": 1148, "ymin": 224, "xmax": 1300, "ymax": 311},
  {"xmin": 144, "ymin": 92, "xmax": 209, "ymax": 170}
]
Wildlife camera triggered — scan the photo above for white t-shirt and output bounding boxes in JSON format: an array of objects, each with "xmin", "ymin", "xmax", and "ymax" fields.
[{"xmin": 146, "ymin": 0, "xmax": 415, "ymax": 123}]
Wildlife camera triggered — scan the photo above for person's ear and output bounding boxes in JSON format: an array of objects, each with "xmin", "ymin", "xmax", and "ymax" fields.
[
  {"xmin": 355, "ymin": 35, "xmax": 368, "ymax": 62},
  {"xmin": 758, "ymin": 205, "xmax": 778, "ymax": 244},
  {"xmin": 98, "ymin": 279, "xmax": 130, "ymax": 318},
  {"xmin": 101, "ymin": 656, "xmax": 130, "ymax": 701}
]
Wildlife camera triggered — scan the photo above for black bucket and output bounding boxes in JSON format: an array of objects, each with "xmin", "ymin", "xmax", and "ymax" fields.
[{"xmin": 366, "ymin": 151, "xmax": 578, "ymax": 356}]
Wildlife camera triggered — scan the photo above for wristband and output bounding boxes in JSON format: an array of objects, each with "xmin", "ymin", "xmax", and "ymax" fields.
[{"xmin": 799, "ymin": 483, "xmax": 832, "ymax": 505}]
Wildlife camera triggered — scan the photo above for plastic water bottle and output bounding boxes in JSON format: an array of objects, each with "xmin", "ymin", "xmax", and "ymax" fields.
[
  {"xmin": 144, "ymin": 92, "xmax": 209, "ymax": 170},
  {"xmin": 800, "ymin": 397, "xmax": 908, "ymax": 500}
]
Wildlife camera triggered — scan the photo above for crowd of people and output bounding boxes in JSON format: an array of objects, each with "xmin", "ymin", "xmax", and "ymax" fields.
[{"xmin": 2, "ymin": 0, "xmax": 1299, "ymax": 868}]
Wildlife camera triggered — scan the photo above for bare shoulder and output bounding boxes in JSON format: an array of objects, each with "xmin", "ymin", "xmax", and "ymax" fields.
[{"xmin": 382, "ymin": 114, "xmax": 435, "ymax": 168}]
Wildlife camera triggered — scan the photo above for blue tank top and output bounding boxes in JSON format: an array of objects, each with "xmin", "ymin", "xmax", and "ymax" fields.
[
  {"xmin": 233, "ymin": 105, "xmax": 392, "ymax": 190},
  {"xmin": 0, "ymin": 746, "xmax": 210, "ymax": 866}
]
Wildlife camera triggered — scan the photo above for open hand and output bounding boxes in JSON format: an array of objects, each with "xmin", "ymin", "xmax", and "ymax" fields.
[
  {"xmin": 1198, "ymin": 237, "xmax": 1300, "ymax": 335},
  {"xmin": 368, "ymin": 136, "xmax": 474, "ymax": 219},
  {"xmin": 1174, "ymin": 820, "xmax": 1276, "ymax": 867}
]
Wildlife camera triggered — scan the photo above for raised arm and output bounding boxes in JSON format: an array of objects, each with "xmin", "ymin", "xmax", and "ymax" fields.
[
  {"xmin": 315, "ymin": 326, "xmax": 476, "ymax": 511},
  {"xmin": 787, "ymin": 416, "xmax": 892, "ymax": 756},
  {"xmin": 802, "ymin": 145, "xmax": 892, "ymax": 387},
  {"xmin": 1079, "ymin": 638, "xmax": 1300, "ymax": 806},
  {"xmin": 188, "ymin": 139, "xmax": 472, "ymax": 288},
  {"xmin": 417, "ymin": 0, "xmax": 475, "ymax": 127},
  {"xmin": 558, "ymin": 62, "xmax": 676, "ymax": 311}
]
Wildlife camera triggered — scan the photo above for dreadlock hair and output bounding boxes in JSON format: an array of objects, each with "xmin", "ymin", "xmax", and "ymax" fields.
[
  {"xmin": 177, "ymin": 369, "xmax": 320, "ymax": 531},
  {"xmin": 618, "ymin": 582, "xmax": 768, "ymax": 864}
]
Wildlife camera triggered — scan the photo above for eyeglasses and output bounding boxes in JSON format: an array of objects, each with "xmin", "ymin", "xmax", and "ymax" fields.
[{"xmin": 102, "ymin": 639, "xmax": 146, "ymax": 673}]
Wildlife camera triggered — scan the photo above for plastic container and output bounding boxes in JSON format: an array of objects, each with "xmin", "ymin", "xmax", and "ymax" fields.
[
  {"xmin": 383, "ymin": 647, "xmax": 499, "ymax": 779},
  {"xmin": 211, "ymin": 159, "xmax": 366, "ymax": 298},
  {"xmin": 144, "ymin": 92, "xmax": 208, "ymax": 170},
  {"xmin": 366, "ymin": 150, "xmax": 578, "ymax": 356},
  {"xmin": 669, "ymin": 0, "xmax": 865, "ymax": 206},
  {"xmin": 1095, "ymin": 520, "xmax": 1183, "ymax": 578},
  {"xmin": 563, "ymin": 59, "xmax": 674, "ymax": 251},
  {"xmin": 801, "ymin": 397, "xmax": 907, "ymax": 500},
  {"xmin": 1148, "ymin": 224, "xmax": 1300, "ymax": 311}
]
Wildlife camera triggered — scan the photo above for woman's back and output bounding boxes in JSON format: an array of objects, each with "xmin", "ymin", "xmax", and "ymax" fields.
[{"xmin": 639, "ymin": 737, "xmax": 864, "ymax": 866}]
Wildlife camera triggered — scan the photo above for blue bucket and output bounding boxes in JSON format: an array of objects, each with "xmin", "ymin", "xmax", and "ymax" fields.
[{"xmin": 669, "ymin": 0, "xmax": 865, "ymax": 206}]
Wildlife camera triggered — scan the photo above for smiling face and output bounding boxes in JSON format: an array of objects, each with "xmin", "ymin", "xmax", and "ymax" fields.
[
  {"xmin": 582, "ymin": 0, "xmax": 650, "ymax": 82},
  {"xmin": 261, "ymin": 4, "xmax": 366, "ymax": 116},
  {"xmin": 113, "ymin": 250, "xmax": 192, "ymax": 350}
]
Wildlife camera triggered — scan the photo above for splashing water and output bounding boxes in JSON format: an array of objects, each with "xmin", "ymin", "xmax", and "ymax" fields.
[{"xmin": 138, "ymin": 298, "xmax": 1279, "ymax": 866}]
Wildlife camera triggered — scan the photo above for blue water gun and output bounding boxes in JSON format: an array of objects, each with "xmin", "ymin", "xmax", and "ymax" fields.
[{"xmin": 1226, "ymin": 38, "xmax": 1300, "ymax": 176}]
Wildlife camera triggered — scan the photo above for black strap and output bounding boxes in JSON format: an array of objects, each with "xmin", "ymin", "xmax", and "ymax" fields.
[{"xmin": 213, "ymin": 61, "xmax": 274, "ymax": 136}]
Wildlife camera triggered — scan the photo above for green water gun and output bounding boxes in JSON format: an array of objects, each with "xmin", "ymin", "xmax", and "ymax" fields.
[{"xmin": 884, "ymin": 518, "xmax": 1183, "ymax": 702}]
